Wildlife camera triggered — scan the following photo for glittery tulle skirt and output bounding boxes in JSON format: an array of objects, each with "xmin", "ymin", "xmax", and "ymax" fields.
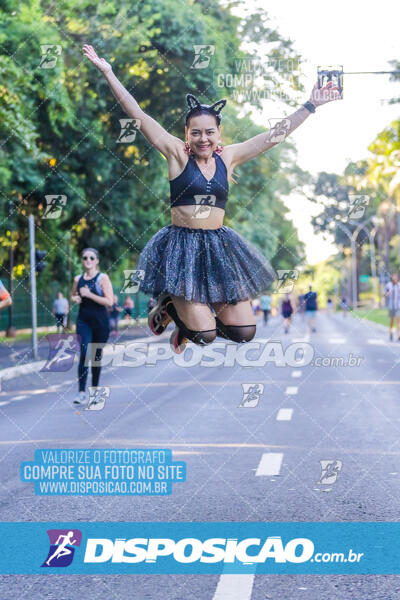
[{"xmin": 134, "ymin": 224, "xmax": 277, "ymax": 304}]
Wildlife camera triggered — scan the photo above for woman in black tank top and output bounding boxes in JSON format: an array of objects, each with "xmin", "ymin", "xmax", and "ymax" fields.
[
  {"xmin": 70, "ymin": 247, "xmax": 114, "ymax": 405},
  {"xmin": 83, "ymin": 44, "xmax": 340, "ymax": 354}
]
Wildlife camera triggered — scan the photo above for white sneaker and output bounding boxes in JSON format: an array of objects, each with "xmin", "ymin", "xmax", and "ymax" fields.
[{"xmin": 73, "ymin": 391, "xmax": 86, "ymax": 405}]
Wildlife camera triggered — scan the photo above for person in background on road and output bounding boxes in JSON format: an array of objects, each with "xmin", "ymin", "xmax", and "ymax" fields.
[
  {"xmin": 108, "ymin": 294, "xmax": 123, "ymax": 337},
  {"xmin": 340, "ymin": 297, "xmax": 348, "ymax": 317},
  {"xmin": 252, "ymin": 298, "xmax": 260, "ymax": 316},
  {"xmin": 304, "ymin": 285, "xmax": 318, "ymax": 332},
  {"xmin": 385, "ymin": 272, "xmax": 400, "ymax": 341},
  {"xmin": 281, "ymin": 293, "xmax": 293, "ymax": 334},
  {"xmin": 260, "ymin": 292, "xmax": 271, "ymax": 325},
  {"xmin": 0, "ymin": 279, "xmax": 11, "ymax": 311},
  {"xmin": 297, "ymin": 289, "xmax": 306, "ymax": 320},
  {"xmin": 52, "ymin": 291, "xmax": 69, "ymax": 333},
  {"xmin": 326, "ymin": 297, "xmax": 333, "ymax": 315},
  {"xmin": 147, "ymin": 296, "xmax": 156, "ymax": 313},
  {"xmin": 123, "ymin": 294, "xmax": 134, "ymax": 320},
  {"xmin": 70, "ymin": 248, "xmax": 113, "ymax": 405}
]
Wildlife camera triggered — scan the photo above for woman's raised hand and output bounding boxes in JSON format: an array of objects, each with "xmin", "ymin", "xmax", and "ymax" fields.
[
  {"xmin": 82, "ymin": 44, "xmax": 112, "ymax": 74},
  {"xmin": 309, "ymin": 80, "xmax": 341, "ymax": 107}
]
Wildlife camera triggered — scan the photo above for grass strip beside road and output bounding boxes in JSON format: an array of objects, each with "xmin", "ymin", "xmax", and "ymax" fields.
[{"xmin": 353, "ymin": 308, "xmax": 390, "ymax": 328}]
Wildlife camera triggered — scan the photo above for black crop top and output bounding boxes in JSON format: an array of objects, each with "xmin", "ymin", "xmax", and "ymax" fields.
[{"xmin": 169, "ymin": 151, "xmax": 229, "ymax": 210}]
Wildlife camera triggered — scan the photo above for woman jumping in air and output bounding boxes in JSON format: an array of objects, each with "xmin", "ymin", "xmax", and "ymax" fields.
[
  {"xmin": 70, "ymin": 248, "xmax": 113, "ymax": 405},
  {"xmin": 83, "ymin": 44, "xmax": 340, "ymax": 354}
]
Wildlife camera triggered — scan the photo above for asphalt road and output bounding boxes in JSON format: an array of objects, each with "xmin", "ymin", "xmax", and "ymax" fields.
[{"xmin": 1, "ymin": 310, "xmax": 400, "ymax": 599}]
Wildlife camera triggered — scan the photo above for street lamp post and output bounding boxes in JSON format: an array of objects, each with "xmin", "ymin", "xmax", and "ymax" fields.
[
  {"xmin": 336, "ymin": 215, "xmax": 378, "ymax": 311},
  {"xmin": 28, "ymin": 215, "xmax": 38, "ymax": 360}
]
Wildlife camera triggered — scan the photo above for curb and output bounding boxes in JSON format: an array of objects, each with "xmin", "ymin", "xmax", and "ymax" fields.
[
  {"xmin": 0, "ymin": 330, "xmax": 168, "ymax": 384},
  {"xmin": 347, "ymin": 313, "xmax": 389, "ymax": 335}
]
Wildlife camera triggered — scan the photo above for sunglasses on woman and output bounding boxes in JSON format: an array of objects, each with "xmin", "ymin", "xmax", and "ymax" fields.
[{"xmin": 82, "ymin": 255, "xmax": 96, "ymax": 261}]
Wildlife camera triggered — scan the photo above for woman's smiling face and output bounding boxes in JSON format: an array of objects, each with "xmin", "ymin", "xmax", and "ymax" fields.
[{"xmin": 185, "ymin": 113, "xmax": 221, "ymax": 158}]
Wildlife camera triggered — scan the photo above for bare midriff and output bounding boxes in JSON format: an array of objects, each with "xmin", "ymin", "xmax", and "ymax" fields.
[{"xmin": 171, "ymin": 205, "xmax": 225, "ymax": 229}]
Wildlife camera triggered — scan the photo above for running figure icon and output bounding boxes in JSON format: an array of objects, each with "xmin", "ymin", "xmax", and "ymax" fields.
[
  {"xmin": 45, "ymin": 335, "xmax": 77, "ymax": 370},
  {"xmin": 45, "ymin": 531, "xmax": 77, "ymax": 566}
]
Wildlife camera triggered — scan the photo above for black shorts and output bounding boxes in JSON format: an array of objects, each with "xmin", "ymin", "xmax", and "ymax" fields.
[{"xmin": 55, "ymin": 313, "xmax": 66, "ymax": 327}]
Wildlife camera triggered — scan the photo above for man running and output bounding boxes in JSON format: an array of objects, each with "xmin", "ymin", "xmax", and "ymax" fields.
[{"xmin": 304, "ymin": 285, "xmax": 318, "ymax": 333}]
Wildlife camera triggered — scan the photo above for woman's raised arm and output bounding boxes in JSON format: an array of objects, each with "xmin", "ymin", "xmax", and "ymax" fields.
[
  {"xmin": 223, "ymin": 80, "xmax": 341, "ymax": 169},
  {"xmin": 82, "ymin": 44, "xmax": 182, "ymax": 159}
]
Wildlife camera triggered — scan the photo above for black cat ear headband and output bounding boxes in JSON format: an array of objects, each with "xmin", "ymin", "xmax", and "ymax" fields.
[{"xmin": 185, "ymin": 93, "xmax": 227, "ymax": 125}]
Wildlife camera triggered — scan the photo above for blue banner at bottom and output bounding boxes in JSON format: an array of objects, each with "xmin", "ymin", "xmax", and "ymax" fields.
[{"xmin": 0, "ymin": 522, "xmax": 397, "ymax": 574}]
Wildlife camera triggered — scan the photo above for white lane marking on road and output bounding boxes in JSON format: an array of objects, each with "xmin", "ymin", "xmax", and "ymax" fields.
[
  {"xmin": 0, "ymin": 401, "xmax": 10, "ymax": 407},
  {"xmin": 12, "ymin": 395, "xmax": 28, "ymax": 401},
  {"xmin": 367, "ymin": 339, "xmax": 385, "ymax": 345},
  {"xmin": 213, "ymin": 574, "xmax": 255, "ymax": 600},
  {"xmin": 285, "ymin": 386, "xmax": 298, "ymax": 395},
  {"xmin": 328, "ymin": 338, "xmax": 346, "ymax": 344},
  {"xmin": 291, "ymin": 370, "xmax": 302, "ymax": 378},
  {"xmin": 256, "ymin": 453, "xmax": 283, "ymax": 476},
  {"xmin": 277, "ymin": 408, "xmax": 293, "ymax": 421}
]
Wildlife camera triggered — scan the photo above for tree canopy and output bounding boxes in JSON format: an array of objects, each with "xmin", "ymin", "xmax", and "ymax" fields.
[{"xmin": 1, "ymin": 0, "xmax": 306, "ymax": 294}]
